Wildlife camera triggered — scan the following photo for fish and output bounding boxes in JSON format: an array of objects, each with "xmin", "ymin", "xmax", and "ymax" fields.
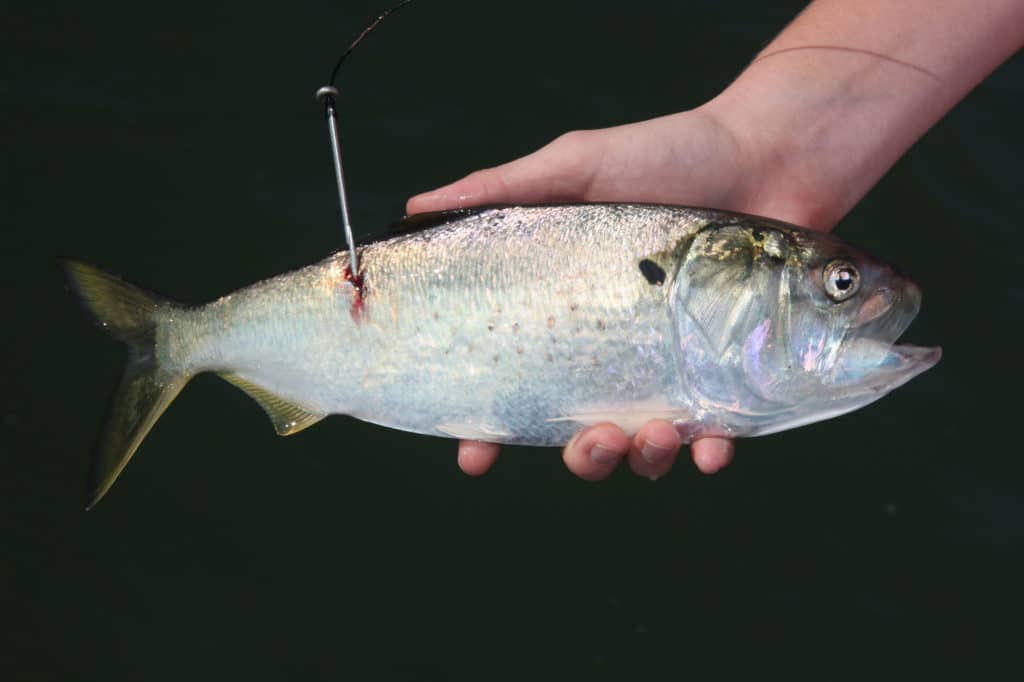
[{"xmin": 64, "ymin": 203, "xmax": 940, "ymax": 507}]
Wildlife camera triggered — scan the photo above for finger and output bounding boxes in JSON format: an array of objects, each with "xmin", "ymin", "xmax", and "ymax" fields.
[
  {"xmin": 457, "ymin": 440, "xmax": 500, "ymax": 476},
  {"xmin": 405, "ymin": 132, "xmax": 599, "ymax": 214},
  {"xmin": 405, "ymin": 166, "xmax": 516, "ymax": 214},
  {"xmin": 690, "ymin": 436, "xmax": 735, "ymax": 474},
  {"xmin": 562, "ymin": 422, "xmax": 631, "ymax": 481},
  {"xmin": 626, "ymin": 420, "xmax": 682, "ymax": 480}
]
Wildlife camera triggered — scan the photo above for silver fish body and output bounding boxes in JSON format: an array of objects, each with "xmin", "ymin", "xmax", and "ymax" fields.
[{"xmin": 66, "ymin": 204, "xmax": 940, "ymax": 505}]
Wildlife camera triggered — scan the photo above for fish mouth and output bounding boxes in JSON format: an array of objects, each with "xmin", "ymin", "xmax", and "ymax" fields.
[
  {"xmin": 833, "ymin": 282, "xmax": 940, "ymax": 395},
  {"xmin": 839, "ymin": 340, "xmax": 942, "ymax": 394}
]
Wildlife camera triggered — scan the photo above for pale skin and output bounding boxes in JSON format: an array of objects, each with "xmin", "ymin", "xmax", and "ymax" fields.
[{"xmin": 406, "ymin": 0, "xmax": 1024, "ymax": 481}]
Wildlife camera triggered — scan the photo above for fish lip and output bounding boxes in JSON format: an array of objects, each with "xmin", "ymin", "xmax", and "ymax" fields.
[
  {"xmin": 835, "ymin": 340, "xmax": 942, "ymax": 395},
  {"xmin": 854, "ymin": 287, "xmax": 895, "ymax": 327},
  {"xmin": 887, "ymin": 342, "xmax": 943, "ymax": 378},
  {"xmin": 852, "ymin": 283, "xmax": 921, "ymax": 347},
  {"xmin": 867, "ymin": 342, "xmax": 942, "ymax": 396}
]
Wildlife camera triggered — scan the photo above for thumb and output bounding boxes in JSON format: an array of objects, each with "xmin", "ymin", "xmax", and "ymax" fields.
[{"xmin": 405, "ymin": 132, "xmax": 599, "ymax": 214}]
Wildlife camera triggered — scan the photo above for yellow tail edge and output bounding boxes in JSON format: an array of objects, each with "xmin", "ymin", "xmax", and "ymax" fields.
[{"xmin": 62, "ymin": 260, "xmax": 191, "ymax": 509}]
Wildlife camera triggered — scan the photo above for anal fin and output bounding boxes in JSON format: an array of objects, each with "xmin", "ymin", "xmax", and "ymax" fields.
[{"xmin": 219, "ymin": 373, "xmax": 325, "ymax": 435}]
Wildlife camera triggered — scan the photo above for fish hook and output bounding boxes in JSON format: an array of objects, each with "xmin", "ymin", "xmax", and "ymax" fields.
[{"xmin": 316, "ymin": 0, "xmax": 417, "ymax": 278}]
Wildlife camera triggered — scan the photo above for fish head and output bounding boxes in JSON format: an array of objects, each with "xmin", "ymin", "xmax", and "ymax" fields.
[{"xmin": 670, "ymin": 220, "xmax": 940, "ymax": 436}]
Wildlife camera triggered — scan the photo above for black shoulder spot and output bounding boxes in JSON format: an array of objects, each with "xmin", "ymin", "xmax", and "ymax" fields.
[{"xmin": 638, "ymin": 259, "xmax": 666, "ymax": 286}]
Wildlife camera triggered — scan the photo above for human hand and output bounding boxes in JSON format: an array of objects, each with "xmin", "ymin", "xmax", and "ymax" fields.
[
  {"xmin": 406, "ymin": 0, "xmax": 1022, "ymax": 482},
  {"xmin": 406, "ymin": 107, "xmax": 826, "ymax": 481}
]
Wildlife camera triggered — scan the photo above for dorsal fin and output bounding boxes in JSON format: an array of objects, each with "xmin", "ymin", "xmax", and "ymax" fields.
[
  {"xmin": 388, "ymin": 206, "xmax": 497, "ymax": 235},
  {"xmin": 218, "ymin": 373, "xmax": 325, "ymax": 435}
]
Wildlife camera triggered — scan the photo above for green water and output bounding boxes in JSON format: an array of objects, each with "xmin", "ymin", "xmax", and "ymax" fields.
[{"xmin": 5, "ymin": 1, "xmax": 1023, "ymax": 679}]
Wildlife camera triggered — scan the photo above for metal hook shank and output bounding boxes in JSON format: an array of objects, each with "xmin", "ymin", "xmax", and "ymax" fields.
[{"xmin": 316, "ymin": 86, "xmax": 359, "ymax": 277}]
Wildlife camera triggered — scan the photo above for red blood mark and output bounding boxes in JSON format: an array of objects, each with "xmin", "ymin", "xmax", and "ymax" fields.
[{"xmin": 343, "ymin": 264, "xmax": 366, "ymax": 322}]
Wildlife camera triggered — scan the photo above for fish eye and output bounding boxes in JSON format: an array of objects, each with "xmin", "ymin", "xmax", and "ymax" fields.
[{"xmin": 823, "ymin": 259, "xmax": 860, "ymax": 302}]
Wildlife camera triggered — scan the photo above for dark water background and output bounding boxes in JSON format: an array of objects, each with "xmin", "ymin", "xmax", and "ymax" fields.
[{"xmin": 4, "ymin": 1, "xmax": 1023, "ymax": 679}]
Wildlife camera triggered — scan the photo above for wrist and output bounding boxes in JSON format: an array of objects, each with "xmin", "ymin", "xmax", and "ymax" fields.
[
  {"xmin": 700, "ymin": 50, "xmax": 941, "ymax": 230},
  {"xmin": 698, "ymin": 0, "xmax": 1023, "ymax": 230}
]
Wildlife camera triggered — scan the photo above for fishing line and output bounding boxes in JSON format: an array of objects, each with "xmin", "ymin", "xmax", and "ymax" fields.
[
  {"xmin": 328, "ymin": 0, "xmax": 417, "ymax": 87},
  {"xmin": 316, "ymin": 0, "xmax": 418, "ymax": 279}
]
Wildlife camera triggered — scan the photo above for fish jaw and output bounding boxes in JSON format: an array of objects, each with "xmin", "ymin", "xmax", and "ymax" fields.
[
  {"xmin": 828, "ymin": 339, "xmax": 942, "ymax": 396},
  {"xmin": 739, "ymin": 342, "xmax": 941, "ymax": 438},
  {"xmin": 820, "ymin": 275, "xmax": 940, "ymax": 400}
]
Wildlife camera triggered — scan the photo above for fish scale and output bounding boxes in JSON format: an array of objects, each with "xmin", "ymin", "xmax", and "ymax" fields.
[{"xmin": 200, "ymin": 205, "xmax": 706, "ymax": 443}]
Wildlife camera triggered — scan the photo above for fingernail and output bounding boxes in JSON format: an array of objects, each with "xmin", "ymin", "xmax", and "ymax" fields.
[
  {"xmin": 641, "ymin": 439, "xmax": 672, "ymax": 464},
  {"xmin": 590, "ymin": 444, "xmax": 619, "ymax": 465}
]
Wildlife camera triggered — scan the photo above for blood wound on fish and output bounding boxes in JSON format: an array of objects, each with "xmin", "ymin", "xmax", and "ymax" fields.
[{"xmin": 343, "ymin": 263, "xmax": 366, "ymax": 321}]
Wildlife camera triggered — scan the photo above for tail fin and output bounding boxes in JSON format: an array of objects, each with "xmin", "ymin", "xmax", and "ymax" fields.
[{"xmin": 63, "ymin": 260, "xmax": 191, "ymax": 509}]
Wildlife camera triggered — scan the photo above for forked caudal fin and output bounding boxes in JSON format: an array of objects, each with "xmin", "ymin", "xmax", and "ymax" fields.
[
  {"xmin": 62, "ymin": 260, "xmax": 190, "ymax": 510},
  {"xmin": 64, "ymin": 260, "xmax": 328, "ymax": 508}
]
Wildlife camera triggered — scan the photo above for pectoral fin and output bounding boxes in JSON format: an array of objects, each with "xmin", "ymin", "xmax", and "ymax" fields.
[{"xmin": 218, "ymin": 373, "xmax": 325, "ymax": 435}]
